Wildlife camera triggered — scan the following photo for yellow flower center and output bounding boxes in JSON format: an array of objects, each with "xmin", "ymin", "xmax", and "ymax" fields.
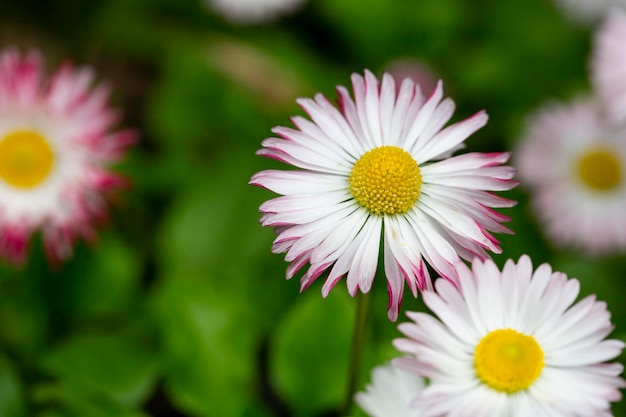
[
  {"xmin": 349, "ymin": 146, "xmax": 422, "ymax": 215},
  {"xmin": 0, "ymin": 130, "xmax": 55, "ymax": 189},
  {"xmin": 577, "ymin": 148, "xmax": 622, "ymax": 191},
  {"xmin": 474, "ymin": 328, "xmax": 544, "ymax": 394}
]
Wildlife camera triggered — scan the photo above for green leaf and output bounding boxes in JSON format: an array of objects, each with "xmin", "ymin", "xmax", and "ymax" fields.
[
  {"xmin": 0, "ymin": 355, "xmax": 25, "ymax": 417},
  {"xmin": 65, "ymin": 233, "xmax": 142, "ymax": 319},
  {"xmin": 40, "ymin": 332, "xmax": 158, "ymax": 407},
  {"xmin": 150, "ymin": 272, "xmax": 259, "ymax": 417},
  {"xmin": 0, "ymin": 274, "xmax": 48, "ymax": 356},
  {"xmin": 34, "ymin": 382, "xmax": 149, "ymax": 417},
  {"xmin": 270, "ymin": 289, "xmax": 356, "ymax": 416}
]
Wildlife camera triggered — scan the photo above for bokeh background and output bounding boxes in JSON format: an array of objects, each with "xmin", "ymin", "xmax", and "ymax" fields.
[{"xmin": 0, "ymin": 0, "xmax": 624, "ymax": 416}]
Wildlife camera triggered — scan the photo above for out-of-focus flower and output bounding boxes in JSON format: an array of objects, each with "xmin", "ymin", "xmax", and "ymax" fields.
[
  {"xmin": 250, "ymin": 69, "xmax": 517, "ymax": 320},
  {"xmin": 0, "ymin": 49, "xmax": 136, "ymax": 265},
  {"xmin": 354, "ymin": 362, "xmax": 423, "ymax": 417},
  {"xmin": 206, "ymin": 38, "xmax": 307, "ymax": 109},
  {"xmin": 552, "ymin": 0, "xmax": 626, "ymax": 24},
  {"xmin": 384, "ymin": 58, "xmax": 439, "ymax": 98},
  {"xmin": 204, "ymin": 0, "xmax": 307, "ymax": 24},
  {"xmin": 592, "ymin": 10, "xmax": 626, "ymax": 125},
  {"xmin": 394, "ymin": 255, "xmax": 625, "ymax": 417},
  {"xmin": 515, "ymin": 97, "xmax": 626, "ymax": 254}
]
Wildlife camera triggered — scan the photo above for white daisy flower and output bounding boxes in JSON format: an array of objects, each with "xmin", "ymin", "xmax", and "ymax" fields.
[
  {"xmin": 552, "ymin": 0, "xmax": 626, "ymax": 24},
  {"xmin": 205, "ymin": 0, "xmax": 307, "ymax": 24},
  {"xmin": 393, "ymin": 255, "xmax": 625, "ymax": 417},
  {"xmin": 250, "ymin": 70, "xmax": 517, "ymax": 321},
  {"xmin": 354, "ymin": 362, "xmax": 424, "ymax": 417},
  {"xmin": 592, "ymin": 10, "xmax": 626, "ymax": 125},
  {"xmin": 0, "ymin": 49, "xmax": 135, "ymax": 265},
  {"xmin": 515, "ymin": 97, "xmax": 626, "ymax": 254}
]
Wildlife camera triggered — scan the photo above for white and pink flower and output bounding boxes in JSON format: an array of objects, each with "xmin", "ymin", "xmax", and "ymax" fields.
[
  {"xmin": 0, "ymin": 49, "xmax": 135, "ymax": 265},
  {"xmin": 251, "ymin": 70, "xmax": 517, "ymax": 321}
]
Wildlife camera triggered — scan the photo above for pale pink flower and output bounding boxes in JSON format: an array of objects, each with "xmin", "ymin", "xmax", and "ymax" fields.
[
  {"xmin": 515, "ymin": 97, "xmax": 626, "ymax": 254},
  {"xmin": 251, "ymin": 70, "xmax": 517, "ymax": 320},
  {"xmin": 394, "ymin": 256, "xmax": 625, "ymax": 417},
  {"xmin": 0, "ymin": 49, "xmax": 135, "ymax": 265}
]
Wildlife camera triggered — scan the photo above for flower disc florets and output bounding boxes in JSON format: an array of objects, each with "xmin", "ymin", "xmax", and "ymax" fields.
[{"xmin": 349, "ymin": 146, "xmax": 422, "ymax": 215}]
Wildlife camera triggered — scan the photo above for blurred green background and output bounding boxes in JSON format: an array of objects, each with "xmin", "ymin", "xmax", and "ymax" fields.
[{"xmin": 0, "ymin": 0, "xmax": 623, "ymax": 416}]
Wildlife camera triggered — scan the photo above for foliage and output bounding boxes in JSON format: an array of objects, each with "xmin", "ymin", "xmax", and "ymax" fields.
[{"xmin": 0, "ymin": 0, "xmax": 623, "ymax": 416}]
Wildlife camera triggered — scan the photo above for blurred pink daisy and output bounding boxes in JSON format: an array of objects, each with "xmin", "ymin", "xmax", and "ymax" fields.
[
  {"xmin": 250, "ymin": 70, "xmax": 517, "ymax": 320},
  {"xmin": 516, "ymin": 97, "xmax": 626, "ymax": 254},
  {"xmin": 0, "ymin": 49, "xmax": 136, "ymax": 265},
  {"xmin": 393, "ymin": 255, "xmax": 625, "ymax": 417},
  {"xmin": 355, "ymin": 362, "xmax": 424, "ymax": 417},
  {"xmin": 592, "ymin": 9, "xmax": 626, "ymax": 125},
  {"xmin": 205, "ymin": 0, "xmax": 306, "ymax": 23}
]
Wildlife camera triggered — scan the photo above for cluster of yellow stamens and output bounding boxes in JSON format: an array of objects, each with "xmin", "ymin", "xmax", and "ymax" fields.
[
  {"xmin": 474, "ymin": 328, "xmax": 544, "ymax": 394},
  {"xmin": 0, "ymin": 130, "xmax": 55, "ymax": 189},
  {"xmin": 576, "ymin": 147, "xmax": 622, "ymax": 191},
  {"xmin": 349, "ymin": 145, "xmax": 422, "ymax": 215}
]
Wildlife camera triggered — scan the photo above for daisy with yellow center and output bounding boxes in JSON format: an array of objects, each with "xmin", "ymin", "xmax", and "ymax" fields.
[
  {"xmin": 393, "ymin": 256, "xmax": 625, "ymax": 416},
  {"xmin": 0, "ymin": 49, "xmax": 135, "ymax": 265},
  {"xmin": 251, "ymin": 70, "xmax": 517, "ymax": 320},
  {"xmin": 516, "ymin": 98, "xmax": 626, "ymax": 254}
]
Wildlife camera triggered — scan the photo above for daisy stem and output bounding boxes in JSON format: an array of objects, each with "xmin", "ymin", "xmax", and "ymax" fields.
[{"xmin": 343, "ymin": 291, "xmax": 370, "ymax": 416}]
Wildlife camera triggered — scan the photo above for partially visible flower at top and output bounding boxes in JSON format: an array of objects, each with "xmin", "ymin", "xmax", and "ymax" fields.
[
  {"xmin": 250, "ymin": 69, "xmax": 517, "ymax": 321},
  {"xmin": 205, "ymin": 0, "xmax": 307, "ymax": 24},
  {"xmin": 0, "ymin": 49, "xmax": 136, "ymax": 266},
  {"xmin": 552, "ymin": 0, "xmax": 626, "ymax": 24},
  {"xmin": 354, "ymin": 362, "xmax": 424, "ymax": 417},
  {"xmin": 393, "ymin": 255, "xmax": 625, "ymax": 417},
  {"xmin": 515, "ymin": 97, "xmax": 626, "ymax": 254},
  {"xmin": 592, "ymin": 9, "xmax": 626, "ymax": 125}
]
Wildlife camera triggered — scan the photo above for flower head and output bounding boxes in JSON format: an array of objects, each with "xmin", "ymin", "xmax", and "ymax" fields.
[
  {"xmin": 250, "ymin": 70, "xmax": 517, "ymax": 320},
  {"xmin": 515, "ymin": 97, "xmax": 626, "ymax": 254},
  {"xmin": 0, "ymin": 49, "xmax": 136, "ymax": 265},
  {"xmin": 355, "ymin": 362, "xmax": 424, "ymax": 417},
  {"xmin": 551, "ymin": 0, "xmax": 626, "ymax": 24},
  {"xmin": 592, "ymin": 9, "xmax": 626, "ymax": 125},
  {"xmin": 393, "ymin": 255, "xmax": 625, "ymax": 417},
  {"xmin": 205, "ymin": 0, "xmax": 307, "ymax": 24}
]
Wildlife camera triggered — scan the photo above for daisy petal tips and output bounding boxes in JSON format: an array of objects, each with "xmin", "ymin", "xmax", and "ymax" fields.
[
  {"xmin": 250, "ymin": 69, "xmax": 517, "ymax": 321},
  {"xmin": 393, "ymin": 255, "xmax": 625, "ymax": 417},
  {"xmin": 355, "ymin": 362, "xmax": 424, "ymax": 417},
  {"xmin": 0, "ymin": 49, "xmax": 136, "ymax": 266}
]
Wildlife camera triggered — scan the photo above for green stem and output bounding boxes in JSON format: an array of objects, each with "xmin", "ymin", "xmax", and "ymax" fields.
[{"xmin": 343, "ymin": 291, "xmax": 371, "ymax": 416}]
